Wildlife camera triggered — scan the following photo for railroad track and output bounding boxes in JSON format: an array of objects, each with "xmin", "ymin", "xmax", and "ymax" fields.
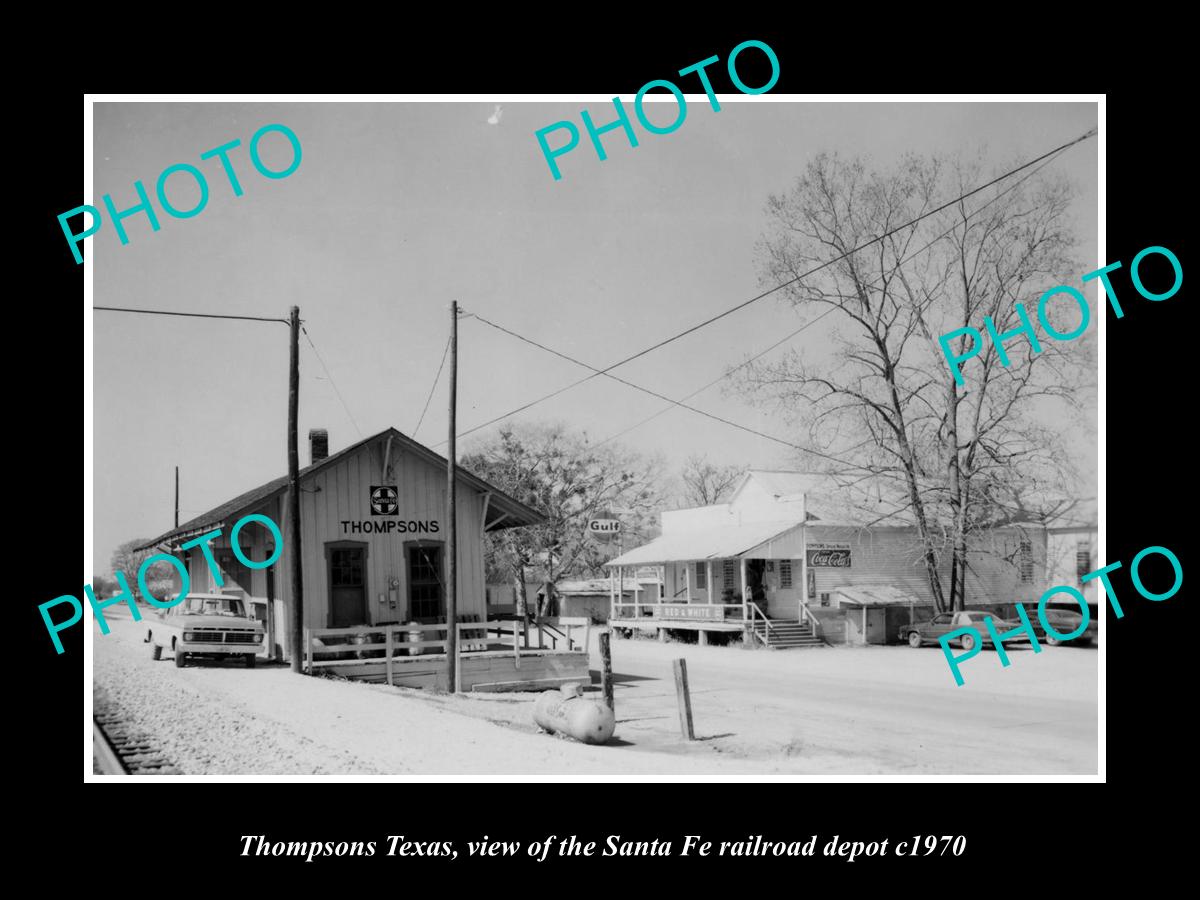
[{"xmin": 93, "ymin": 695, "xmax": 183, "ymax": 775}]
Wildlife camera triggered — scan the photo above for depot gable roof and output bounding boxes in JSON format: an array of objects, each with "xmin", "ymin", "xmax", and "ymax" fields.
[{"xmin": 136, "ymin": 427, "xmax": 545, "ymax": 552}]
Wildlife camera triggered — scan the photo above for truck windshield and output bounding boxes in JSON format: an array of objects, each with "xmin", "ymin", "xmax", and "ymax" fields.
[{"xmin": 184, "ymin": 597, "xmax": 245, "ymax": 616}]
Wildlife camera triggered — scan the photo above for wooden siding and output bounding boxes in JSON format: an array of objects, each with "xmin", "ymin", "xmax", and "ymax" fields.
[
  {"xmin": 185, "ymin": 435, "xmax": 492, "ymax": 662},
  {"xmin": 804, "ymin": 525, "xmax": 1048, "ymax": 609}
]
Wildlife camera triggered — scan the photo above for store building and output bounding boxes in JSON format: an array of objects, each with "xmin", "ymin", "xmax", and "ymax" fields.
[{"xmin": 606, "ymin": 471, "xmax": 1048, "ymax": 647}]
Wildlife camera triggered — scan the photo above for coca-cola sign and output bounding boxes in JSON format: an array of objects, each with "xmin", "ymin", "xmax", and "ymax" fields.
[{"xmin": 807, "ymin": 543, "xmax": 852, "ymax": 568}]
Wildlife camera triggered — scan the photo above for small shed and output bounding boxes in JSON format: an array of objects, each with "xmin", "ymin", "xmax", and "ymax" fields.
[
  {"xmin": 550, "ymin": 579, "xmax": 645, "ymax": 623},
  {"xmin": 829, "ymin": 585, "xmax": 930, "ymax": 645}
]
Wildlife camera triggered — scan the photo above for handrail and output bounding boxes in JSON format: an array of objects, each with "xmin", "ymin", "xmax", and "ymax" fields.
[
  {"xmin": 800, "ymin": 604, "xmax": 821, "ymax": 637},
  {"xmin": 748, "ymin": 602, "xmax": 776, "ymax": 633}
]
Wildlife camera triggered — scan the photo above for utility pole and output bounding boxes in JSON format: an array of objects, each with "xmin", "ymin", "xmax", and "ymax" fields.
[
  {"xmin": 446, "ymin": 301, "xmax": 458, "ymax": 692},
  {"xmin": 174, "ymin": 466, "xmax": 179, "ymax": 528},
  {"xmin": 288, "ymin": 305, "xmax": 304, "ymax": 674}
]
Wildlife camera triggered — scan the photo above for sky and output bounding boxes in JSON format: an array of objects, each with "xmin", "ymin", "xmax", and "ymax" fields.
[{"xmin": 91, "ymin": 99, "xmax": 1098, "ymax": 570}]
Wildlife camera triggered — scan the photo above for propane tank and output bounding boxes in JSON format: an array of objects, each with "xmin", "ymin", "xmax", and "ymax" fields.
[
  {"xmin": 533, "ymin": 684, "xmax": 615, "ymax": 745},
  {"xmin": 407, "ymin": 621, "xmax": 423, "ymax": 657}
]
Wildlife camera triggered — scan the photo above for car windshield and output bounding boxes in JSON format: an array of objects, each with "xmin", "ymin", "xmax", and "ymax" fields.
[
  {"xmin": 1046, "ymin": 610, "xmax": 1081, "ymax": 622},
  {"xmin": 184, "ymin": 596, "xmax": 245, "ymax": 617}
]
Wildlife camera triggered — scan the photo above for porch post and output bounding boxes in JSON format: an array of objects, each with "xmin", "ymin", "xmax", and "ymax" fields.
[
  {"xmin": 685, "ymin": 562, "xmax": 692, "ymax": 603},
  {"xmin": 799, "ymin": 523, "xmax": 809, "ymax": 624},
  {"xmin": 739, "ymin": 556, "xmax": 748, "ymax": 620},
  {"xmin": 706, "ymin": 560, "xmax": 713, "ymax": 605},
  {"xmin": 610, "ymin": 566, "xmax": 615, "ymax": 620}
]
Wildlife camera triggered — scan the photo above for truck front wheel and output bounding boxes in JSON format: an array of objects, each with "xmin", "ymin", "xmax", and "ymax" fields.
[{"xmin": 175, "ymin": 649, "xmax": 187, "ymax": 668}]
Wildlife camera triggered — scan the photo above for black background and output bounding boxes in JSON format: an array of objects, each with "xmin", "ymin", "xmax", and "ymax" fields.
[{"xmin": 21, "ymin": 27, "xmax": 1189, "ymax": 888}]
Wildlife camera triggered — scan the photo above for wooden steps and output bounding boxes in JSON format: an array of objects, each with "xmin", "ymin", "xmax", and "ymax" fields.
[{"xmin": 753, "ymin": 620, "xmax": 825, "ymax": 649}]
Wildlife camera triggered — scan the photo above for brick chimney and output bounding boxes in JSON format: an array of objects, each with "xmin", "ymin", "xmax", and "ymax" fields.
[{"xmin": 309, "ymin": 428, "xmax": 329, "ymax": 464}]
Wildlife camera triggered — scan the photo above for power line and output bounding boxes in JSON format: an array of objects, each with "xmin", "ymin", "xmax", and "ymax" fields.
[
  {"xmin": 462, "ymin": 142, "xmax": 1073, "ymax": 466},
  {"xmin": 446, "ymin": 128, "xmax": 1096, "ymax": 442},
  {"xmin": 93, "ymin": 306, "xmax": 290, "ymax": 324},
  {"xmin": 413, "ymin": 334, "xmax": 452, "ymax": 438},
  {"xmin": 466, "ymin": 310, "xmax": 901, "ymax": 474},
  {"xmin": 591, "ymin": 145, "xmax": 1071, "ymax": 448},
  {"xmin": 300, "ymin": 325, "xmax": 364, "ymax": 438}
]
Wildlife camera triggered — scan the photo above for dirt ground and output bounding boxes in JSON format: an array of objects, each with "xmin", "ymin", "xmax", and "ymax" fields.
[{"xmin": 91, "ymin": 608, "xmax": 1098, "ymax": 775}]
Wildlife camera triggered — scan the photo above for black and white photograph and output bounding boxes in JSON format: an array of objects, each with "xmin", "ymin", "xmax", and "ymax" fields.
[{"xmin": 83, "ymin": 95, "xmax": 1101, "ymax": 778}]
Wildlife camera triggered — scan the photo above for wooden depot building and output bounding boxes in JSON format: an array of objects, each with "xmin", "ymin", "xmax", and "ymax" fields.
[{"xmin": 137, "ymin": 427, "xmax": 592, "ymax": 691}]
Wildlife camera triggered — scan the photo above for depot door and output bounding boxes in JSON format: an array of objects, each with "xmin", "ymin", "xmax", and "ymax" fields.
[{"xmin": 327, "ymin": 544, "xmax": 368, "ymax": 627}]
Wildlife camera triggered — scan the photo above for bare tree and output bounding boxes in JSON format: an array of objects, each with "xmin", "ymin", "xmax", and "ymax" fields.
[
  {"xmin": 739, "ymin": 152, "xmax": 1088, "ymax": 611},
  {"xmin": 680, "ymin": 455, "xmax": 742, "ymax": 507}
]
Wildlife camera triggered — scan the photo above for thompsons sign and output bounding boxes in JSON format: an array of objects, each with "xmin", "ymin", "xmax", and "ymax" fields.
[{"xmin": 807, "ymin": 542, "xmax": 852, "ymax": 568}]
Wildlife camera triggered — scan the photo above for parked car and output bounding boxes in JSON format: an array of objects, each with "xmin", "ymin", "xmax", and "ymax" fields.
[
  {"xmin": 899, "ymin": 610, "xmax": 1034, "ymax": 651},
  {"xmin": 1039, "ymin": 608, "xmax": 1098, "ymax": 646},
  {"xmin": 146, "ymin": 593, "xmax": 264, "ymax": 668}
]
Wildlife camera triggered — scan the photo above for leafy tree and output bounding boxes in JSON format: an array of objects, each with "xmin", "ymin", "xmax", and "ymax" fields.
[
  {"xmin": 110, "ymin": 539, "xmax": 181, "ymax": 598},
  {"xmin": 461, "ymin": 422, "xmax": 664, "ymax": 616}
]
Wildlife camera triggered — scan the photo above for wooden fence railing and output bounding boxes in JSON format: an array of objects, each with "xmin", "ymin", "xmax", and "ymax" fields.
[{"xmin": 305, "ymin": 617, "xmax": 592, "ymax": 685}]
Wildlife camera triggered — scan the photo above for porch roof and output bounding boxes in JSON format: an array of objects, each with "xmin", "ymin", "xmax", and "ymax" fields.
[
  {"xmin": 832, "ymin": 585, "xmax": 925, "ymax": 607},
  {"xmin": 604, "ymin": 519, "xmax": 804, "ymax": 566}
]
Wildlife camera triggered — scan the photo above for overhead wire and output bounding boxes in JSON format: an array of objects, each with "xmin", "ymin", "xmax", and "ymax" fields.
[
  {"xmin": 301, "ymin": 324, "xmax": 364, "ymax": 439},
  {"xmin": 590, "ymin": 143, "xmax": 1072, "ymax": 448},
  {"xmin": 459, "ymin": 140, "xmax": 1077, "ymax": 488},
  {"xmin": 413, "ymin": 334, "xmax": 452, "ymax": 438},
  {"xmin": 93, "ymin": 306, "xmax": 289, "ymax": 324},
  {"xmin": 445, "ymin": 128, "xmax": 1096, "ymax": 444}
]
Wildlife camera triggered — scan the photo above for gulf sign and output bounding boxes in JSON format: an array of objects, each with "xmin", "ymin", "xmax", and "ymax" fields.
[{"xmin": 588, "ymin": 517, "xmax": 621, "ymax": 539}]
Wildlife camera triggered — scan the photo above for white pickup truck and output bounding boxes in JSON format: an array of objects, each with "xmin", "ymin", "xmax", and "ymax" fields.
[{"xmin": 146, "ymin": 593, "xmax": 265, "ymax": 668}]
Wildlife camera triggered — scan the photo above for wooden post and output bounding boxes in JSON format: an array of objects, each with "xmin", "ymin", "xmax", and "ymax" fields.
[
  {"xmin": 673, "ymin": 658, "xmax": 695, "ymax": 740},
  {"xmin": 385, "ymin": 627, "xmax": 394, "ymax": 686},
  {"xmin": 799, "ymin": 522, "xmax": 809, "ymax": 624},
  {"xmin": 685, "ymin": 563, "xmax": 692, "ymax": 603},
  {"xmin": 288, "ymin": 306, "xmax": 304, "ymax": 674},
  {"xmin": 446, "ymin": 301, "xmax": 458, "ymax": 692},
  {"xmin": 706, "ymin": 560, "xmax": 713, "ymax": 604},
  {"xmin": 599, "ymin": 629, "xmax": 614, "ymax": 712},
  {"xmin": 304, "ymin": 627, "xmax": 311, "ymax": 674},
  {"xmin": 174, "ymin": 465, "xmax": 179, "ymax": 528},
  {"xmin": 454, "ymin": 623, "xmax": 462, "ymax": 689},
  {"xmin": 609, "ymin": 567, "xmax": 615, "ymax": 620},
  {"xmin": 739, "ymin": 557, "xmax": 748, "ymax": 620},
  {"xmin": 698, "ymin": 629, "xmax": 708, "ymax": 646}
]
